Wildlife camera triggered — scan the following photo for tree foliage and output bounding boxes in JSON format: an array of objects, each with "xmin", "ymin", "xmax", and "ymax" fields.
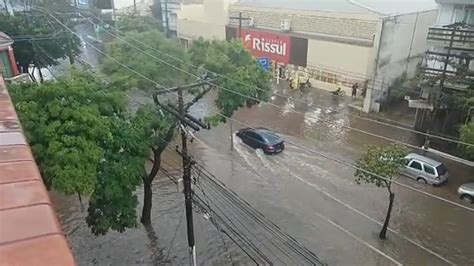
[
  {"xmin": 189, "ymin": 38, "xmax": 271, "ymax": 120},
  {"xmin": 101, "ymin": 30, "xmax": 189, "ymax": 91},
  {"xmin": 459, "ymin": 123, "xmax": 474, "ymax": 161},
  {"xmin": 354, "ymin": 144, "xmax": 408, "ymax": 190},
  {"xmin": 0, "ymin": 12, "xmax": 80, "ymax": 73},
  {"xmin": 116, "ymin": 14, "xmax": 162, "ymax": 33},
  {"xmin": 9, "ymin": 69, "xmax": 151, "ymax": 234}
]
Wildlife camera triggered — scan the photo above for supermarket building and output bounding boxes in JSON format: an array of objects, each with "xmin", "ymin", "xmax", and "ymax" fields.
[{"xmin": 177, "ymin": 0, "xmax": 438, "ymax": 112}]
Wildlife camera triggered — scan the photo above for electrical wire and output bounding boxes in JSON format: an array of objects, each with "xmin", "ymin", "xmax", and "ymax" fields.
[
  {"xmin": 37, "ymin": 9, "xmax": 474, "ymax": 213},
  {"xmin": 193, "ymin": 165, "xmax": 326, "ymax": 264},
  {"xmin": 85, "ymin": 14, "xmax": 473, "ymax": 148},
  {"xmin": 166, "ymin": 206, "xmax": 185, "ymax": 260},
  {"xmin": 84, "ymin": 20, "xmax": 474, "ymax": 149}
]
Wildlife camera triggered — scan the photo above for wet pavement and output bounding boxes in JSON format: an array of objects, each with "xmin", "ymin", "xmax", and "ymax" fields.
[{"xmin": 53, "ymin": 81, "xmax": 474, "ymax": 265}]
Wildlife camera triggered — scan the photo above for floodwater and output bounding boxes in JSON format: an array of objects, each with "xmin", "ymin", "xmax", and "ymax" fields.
[{"xmin": 52, "ymin": 82, "xmax": 474, "ymax": 265}]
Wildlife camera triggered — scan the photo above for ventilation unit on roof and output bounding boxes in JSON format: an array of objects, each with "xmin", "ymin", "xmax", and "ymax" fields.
[{"xmin": 280, "ymin": 19, "xmax": 291, "ymax": 32}]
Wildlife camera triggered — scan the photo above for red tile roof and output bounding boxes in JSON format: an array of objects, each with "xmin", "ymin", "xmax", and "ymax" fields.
[{"xmin": 0, "ymin": 77, "xmax": 76, "ymax": 265}]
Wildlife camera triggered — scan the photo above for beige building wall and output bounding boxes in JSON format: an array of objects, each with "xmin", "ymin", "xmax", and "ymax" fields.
[
  {"xmin": 307, "ymin": 39, "xmax": 375, "ymax": 77},
  {"xmin": 177, "ymin": 0, "xmax": 237, "ymax": 41}
]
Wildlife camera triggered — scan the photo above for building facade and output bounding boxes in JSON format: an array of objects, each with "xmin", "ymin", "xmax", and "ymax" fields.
[
  {"xmin": 177, "ymin": 0, "xmax": 437, "ymax": 113},
  {"xmin": 0, "ymin": 32, "xmax": 19, "ymax": 78},
  {"xmin": 411, "ymin": 0, "xmax": 473, "ymax": 133}
]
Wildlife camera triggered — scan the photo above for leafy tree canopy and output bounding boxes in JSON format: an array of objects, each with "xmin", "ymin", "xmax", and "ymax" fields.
[
  {"xmin": 459, "ymin": 123, "xmax": 474, "ymax": 161},
  {"xmin": 117, "ymin": 14, "xmax": 163, "ymax": 33},
  {"xmin": 0, "ymin": 12, "xmax": 80, "ymax": 72},
  {"xmin": 189, "ymin": 38, "xmax": 271, "ymax": 120},
  {"xmin": 9, "ymin": 69, "xmax": 152, "ymax": 234},
  {"xmin": 354, "ymin": 144, "xmax": 409, "ymax": 189},
  {"xmin": 101, "ymin": 30, "xmax": 189, "ymax": 91}
]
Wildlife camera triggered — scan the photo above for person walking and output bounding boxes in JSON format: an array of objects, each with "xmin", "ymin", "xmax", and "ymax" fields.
[{"xmin": 351, "ymin": 82, "xmax": 359, "ymax": 98}]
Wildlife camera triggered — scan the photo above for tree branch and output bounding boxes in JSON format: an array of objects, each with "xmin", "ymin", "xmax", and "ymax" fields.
[{"xmin": 184, "ymin": 86, "xmax": 213, "ymax": 112}]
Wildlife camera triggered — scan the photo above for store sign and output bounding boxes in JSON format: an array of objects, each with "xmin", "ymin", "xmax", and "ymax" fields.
[{"xmin": 242, "ymin": 29, "xmax": 291, "ymax": 64}]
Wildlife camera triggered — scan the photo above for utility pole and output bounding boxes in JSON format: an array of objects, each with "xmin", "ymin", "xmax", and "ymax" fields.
[
  {"xmin": 133, "ymin": 0, "xmax": 137, "ymax": 14},
  {"xmin": 229, "ymin": 11, "xmax": 251, "ymax": 39},
  {"xmin": 3, "ymin": 0, "xmax": 9, "ymax": 15},
  {"xmin": 439, "ymin": 26, "xmax": 457, "ymax": 94},
  {"xmin": 153, "ymin": 80, "xmax": 212, "ymax": 266},
  {"xmin": 178, "ymin": 87, "xmax": 197, "ymax": 266},
  {"xmin": 164, "ymin": 0, "xmax": 170, "ymax": 38},
  {"xmin": 111, "ymin": 0, "xmax": 117, "ymax": 24}
]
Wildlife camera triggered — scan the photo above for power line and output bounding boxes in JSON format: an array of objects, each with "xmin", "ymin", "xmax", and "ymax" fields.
[
  {"xmin": 38, "ymin": 8, "xmax": 474, "ymax": 213},
  {"xmin": 86, "ymin": 20, "xmax": 474, "ymax": 149},
  {"xmin": 85, "ymin": 13, "xmax": 473, "ymax": 148},
  {"xmin": 192, "ymin": 170, "xmax": 324, "ymax": 264},
  {"xmin": 187, "ymin": 136, "xmax": 454, "ymax": 265},
  {"xmin": 166, "ymin": 206, "xmax": 185, "ymax": 260}
]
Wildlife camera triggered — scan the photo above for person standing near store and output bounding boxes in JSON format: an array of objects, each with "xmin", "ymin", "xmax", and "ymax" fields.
[{"xmin": 351, "ymin": 82, "xmax": 359, "ymax": 98}]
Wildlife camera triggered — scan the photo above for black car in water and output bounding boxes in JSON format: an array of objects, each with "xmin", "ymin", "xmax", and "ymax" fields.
[{"xmin": 236, "ymin": 127, "xmax": 285, "ymax": 154}]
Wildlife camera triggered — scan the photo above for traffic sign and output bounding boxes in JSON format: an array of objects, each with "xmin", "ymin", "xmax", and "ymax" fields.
[{"xmin": 258, "ymin": 57, "xmax": 270, "ymax": 72}]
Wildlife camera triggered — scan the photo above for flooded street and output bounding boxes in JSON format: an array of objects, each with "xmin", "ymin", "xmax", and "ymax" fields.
[{"xmin": 53, "ymin": 82, "xmax": 473, "ymax": 265}]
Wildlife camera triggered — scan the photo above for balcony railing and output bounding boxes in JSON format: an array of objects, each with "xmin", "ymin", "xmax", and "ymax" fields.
[{"xmin": 427, "ymin": 26, "xmax": 474, "ymax": 51}]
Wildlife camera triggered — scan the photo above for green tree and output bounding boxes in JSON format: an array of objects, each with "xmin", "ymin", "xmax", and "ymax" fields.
[
  {"xmin": 0, "ymin": 12, "xmax": 80, "ymax": 80},
  {"xmin": 189, "ymin": 38, "xmax": 271, "ymax": 120},
  {"xmin": 116, "ymin": 14, "xmax": 162, "ymax": 33},
  {"xmin": 354, "ymin": 144, "xmax": 408, "ymax": 239},
  {"xmin": 9, "ymin": 69, "xmax": 151, "ymax": 234},
  {"xmin": 101, "ymin": 30, "xmax": 271, "ymax": 225},
  {"xmin": 459, "ymin": 123, "xmax": 474, "ymax": 161},
  {"xmin": 101, "ymin": 29, "xmax": 188, "ymax": 91}
]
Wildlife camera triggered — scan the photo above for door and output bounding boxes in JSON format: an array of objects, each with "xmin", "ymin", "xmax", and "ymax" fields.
[
  {"xmin": 422, "ymin": 164, "xmax": 436, "ymax": 183},
  {"xmin": 246, "ymin": 131, "xmax": 264, "ymax": 149},
  {"xmin": 406, "ymin": 160, "xmax": 423, "ymax": 179}
]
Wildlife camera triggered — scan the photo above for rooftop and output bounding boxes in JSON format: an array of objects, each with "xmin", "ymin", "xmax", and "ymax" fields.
[
  {"xmin": 235, "ymin": 0, "xmax": 438, "ymax": 15},
  {"xmin": 0, "ymin": 31, "xmax": 13, "ymax": 47}
]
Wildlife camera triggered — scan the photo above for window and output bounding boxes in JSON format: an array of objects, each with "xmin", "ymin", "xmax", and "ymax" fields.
[
  {"xmin": 465, "ymin": 6, "xmax": 474, "ymax": 25},
  {"xmin": 423, "ymin": 165, "xmax": 435, "ymax": 175},
  {"xmin": 409, "ymin": 161, "xmax": 422, "ymax": 171}
]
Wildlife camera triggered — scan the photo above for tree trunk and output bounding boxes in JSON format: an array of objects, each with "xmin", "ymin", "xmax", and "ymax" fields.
[
  {"xmin": 140, "ymin": 150, "xmax": 161, "ymax": 226},
  {"xmin": 379, "ymin": 192, "xmax": 395, "ymax": 240}
]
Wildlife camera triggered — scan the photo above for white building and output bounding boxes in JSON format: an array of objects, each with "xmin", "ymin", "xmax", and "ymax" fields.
[{"xmin": 410, "ymin": 0, "xmax": 473, "ymax": 131}]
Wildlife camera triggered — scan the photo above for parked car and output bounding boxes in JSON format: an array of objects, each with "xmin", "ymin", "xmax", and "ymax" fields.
[
  {"xmin": 458, "ymin": 183, "xmax": 474, "ymax": 203},
  {"xmin": 401, "ymin": 153, "xmax": 448, "ymax": 186},
  {"xmin": 236, "ymin": 128, "xmax": 284, "ymax": 154}
]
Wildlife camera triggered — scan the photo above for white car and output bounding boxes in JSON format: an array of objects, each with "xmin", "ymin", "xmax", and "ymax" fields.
[{"xmin": 458, "ymin": 183, "xmax": 474, "ymax": 203}]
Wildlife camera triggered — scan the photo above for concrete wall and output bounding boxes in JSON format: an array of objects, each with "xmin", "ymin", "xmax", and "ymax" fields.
[
  {"xmin": 307, "ymin": 39, "xmax": 374, "ymax": 77},
  {"xmin": 369, "ymin": 10, "xmax": 438, "ymax": 109},
  {"xmin": 177, "ymin": 0, "xmax": 237, "ymax": 41}
]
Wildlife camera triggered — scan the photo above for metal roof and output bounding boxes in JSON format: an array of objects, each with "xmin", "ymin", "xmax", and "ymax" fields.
[{"xmin": 236, "ymin": 0, "xmax": 438, "ymax": 15}]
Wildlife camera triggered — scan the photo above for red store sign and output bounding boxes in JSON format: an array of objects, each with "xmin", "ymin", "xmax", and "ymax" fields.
[{"xmin": 241, "ymin": 29, "xmax": 291, "ymax": 64}]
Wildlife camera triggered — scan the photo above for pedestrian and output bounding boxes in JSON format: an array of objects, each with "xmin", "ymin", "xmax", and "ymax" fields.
[{"xmin": 351, "ymin": 83, "xmax": 359, "ymax": 98}]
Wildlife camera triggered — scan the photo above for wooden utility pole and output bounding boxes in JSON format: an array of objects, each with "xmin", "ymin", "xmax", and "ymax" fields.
[
  {"xmin": 3, "ymin": 0, "xmax": 9, "ymax": 14},
  {"xmin": 178, "ymin": 88, "xmax": 197, "ymax": 266},
  {"xmin": 229, "ymin": 11, "xmax": 251, "ymax": 39},
  {"xmin": 133, "ymin": 0, "xmax": 137, "ymax": 14},
  {"xmin": 439, "ymin": 27, "xmax": 457, "ymax": 93}
]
